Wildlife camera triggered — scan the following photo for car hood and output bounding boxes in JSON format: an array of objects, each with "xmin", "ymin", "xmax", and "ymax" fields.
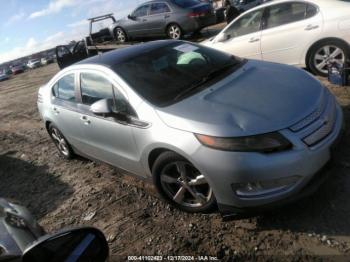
[{"xmin": 155, "ymin": 60, "xmax": 326, "ymax": 137}]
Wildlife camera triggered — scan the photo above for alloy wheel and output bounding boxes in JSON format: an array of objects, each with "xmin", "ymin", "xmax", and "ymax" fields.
[
  {"xmin": 168, "ymin": 25, "xmax": 181, "ymax": 40},
  {"xmin": 313, "ymin": 45, "xmax": 345, "ymax": 75},
  {"xmin": 51, "ymin": 127, "xmax": 70, "ymax": 157},
  {"xmin": 160, "ymin": 161, "xmax": 212, "ymax": 208},
  {"xmin": 116, "ymin": 29, "xmax": 126, "ymax": 43}
]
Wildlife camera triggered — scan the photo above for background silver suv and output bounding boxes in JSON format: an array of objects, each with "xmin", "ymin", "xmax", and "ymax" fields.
[
  {"xmin": 38, "ymin": 40, "xmax": 343, "ymax": 217},
  {"xmin": 112, "ymin": 0, "xmax": 216, "ymax": 42}
]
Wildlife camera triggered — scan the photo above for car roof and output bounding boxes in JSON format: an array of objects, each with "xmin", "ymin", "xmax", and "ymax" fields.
[
  {"xmin": 76, "ymin": 40, "xmax": 179, "ymax": 68},
  {"xmin": 248, "ymin": 0, "xmax": 350, "ymax": 12}
]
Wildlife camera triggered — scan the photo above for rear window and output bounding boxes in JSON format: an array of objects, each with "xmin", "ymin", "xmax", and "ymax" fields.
[{"xmin": 172, "ymin": 0, "xmax": 201, "ymax": 8}]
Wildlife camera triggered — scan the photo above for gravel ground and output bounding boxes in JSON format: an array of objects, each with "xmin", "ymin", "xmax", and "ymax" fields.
[{"xmin": 1, "ymin": 32, "xmax": 350, "ymax": 261}]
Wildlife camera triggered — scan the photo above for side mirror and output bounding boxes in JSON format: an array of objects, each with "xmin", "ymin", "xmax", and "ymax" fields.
[
  {"xmin": 90, "ymin": 99, "xmax": 113, "ymax": 115},
  {"xmin": 217, "ymin": 33, "xmax": 232, "ymax": 42},
  {"xmin": 22, "ymin": 227, "xmax": 109, "ymax": 262}
]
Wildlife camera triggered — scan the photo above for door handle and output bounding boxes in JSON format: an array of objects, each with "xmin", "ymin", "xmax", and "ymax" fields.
[
  {"xmin": 52, "ymin": 107, "xmax": 60, "ymax": 114},
  {"xmin": 248, "ymin": 37, "xmax": 260, "ymax": 43},
  {"xmin": 305, "ymin": 24, "xmax": 319, "ymax": 31},
  {"xmin": 80, "ymin": 116, "xmax": 91, "ymax": 125}
]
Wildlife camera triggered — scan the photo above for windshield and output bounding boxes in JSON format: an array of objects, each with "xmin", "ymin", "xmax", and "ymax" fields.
[
  {"xmin": 172, "ymin": 0, "xmax": 201, "ymax": 8},
  {"xmin": 114, "ymin": 42, "xmax": 242, "ymax": 107}
]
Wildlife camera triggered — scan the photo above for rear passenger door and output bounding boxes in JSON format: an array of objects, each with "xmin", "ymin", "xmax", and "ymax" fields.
[
  {"xmin": 76, "ymin": 71, "xmax": 143, "ymax": 174},
  {"xmin": 50, "ymin": 72, "xmax": 85, "ymax": 150},
  {"xmin": 147, "ymin": 2, "xmax": 172, "ymax": 35},
  {"xmin": 260, "ymin": 2, "xmax": 322, "ymax": 65}
]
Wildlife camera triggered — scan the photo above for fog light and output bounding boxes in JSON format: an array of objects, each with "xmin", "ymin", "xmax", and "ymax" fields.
[{"xmin": 232, "ymin": 176, "xmax": 300, "ymax": 199}]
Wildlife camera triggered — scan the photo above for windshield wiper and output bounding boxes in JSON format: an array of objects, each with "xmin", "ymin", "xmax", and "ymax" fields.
[{"xmin": 173, "ymin": 61, "xmax": 239, "ymax": 102}]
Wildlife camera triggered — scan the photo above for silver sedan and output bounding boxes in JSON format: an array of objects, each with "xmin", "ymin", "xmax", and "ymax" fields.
[{"xmin": 37, "ymin": 40, "xmax": 343, "ymax": 217}]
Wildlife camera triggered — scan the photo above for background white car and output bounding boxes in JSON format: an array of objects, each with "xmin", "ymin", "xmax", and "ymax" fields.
[
  {"xmin": 27, "ymin": 59, "xmax": 41, "ymax": 69},
  {"xmin": 203, "ymin": 0, "xmax": 350, "ymax": 76}
]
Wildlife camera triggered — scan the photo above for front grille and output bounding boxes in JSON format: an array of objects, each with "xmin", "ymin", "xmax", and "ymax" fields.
[{"xmin": 290, "ymin": 94, "xmax": 337, "ymax": 147}]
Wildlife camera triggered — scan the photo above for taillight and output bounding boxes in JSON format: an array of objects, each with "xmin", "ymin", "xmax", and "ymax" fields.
[{"xmin": 188, "ymin": 11, "xmax": 207, "ymax": 18}]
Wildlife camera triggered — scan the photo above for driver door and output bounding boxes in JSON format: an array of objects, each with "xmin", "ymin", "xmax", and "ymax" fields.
[
  {"xmin": 125, "ymin": 4, "xmax": 151, "ymax": 37},
  {"xmin": 213, "ymin": 8, "xmax": 264, "ymax": 59},
  {"xmin": 76, "ymin": 70, "xmax": 143, "ymax": 175}
]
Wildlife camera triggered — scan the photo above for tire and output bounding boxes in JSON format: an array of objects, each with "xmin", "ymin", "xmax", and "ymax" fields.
[
  {"xmin": 114, "ymin": 27, "xmax": 127, "ymax": 43},
  {"xmin": 48, "ymin": 124, "xmax": 74, "ymax": 159},
  {"xmin": 167, "ymin": 24, "xmax": 182, "ymax": 40},
  {"xmin": 152, "ymin": 151, "xmax": 216, "ymax": 213},
  {"xmin": 307, "ymin": 39, "xmax": 350, "ymax": 77}
]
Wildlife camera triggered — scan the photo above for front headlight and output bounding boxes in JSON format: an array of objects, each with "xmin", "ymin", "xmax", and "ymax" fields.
[{"xmin": 195, "ymin": 132, "xmax": 292, "ymax": 152}]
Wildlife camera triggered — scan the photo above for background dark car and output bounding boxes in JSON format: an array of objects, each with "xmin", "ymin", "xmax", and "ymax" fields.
[
  {"xmin": 11, "ymin": 64, "xmax": 25, "ymax": 75},
  {"xmin": 112, "ymin": 0, "xmax": 217, "ymax": 42}
]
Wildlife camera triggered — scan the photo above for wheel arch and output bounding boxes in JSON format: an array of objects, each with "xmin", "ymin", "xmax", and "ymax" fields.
[
  {"xmin": 305, "ymin": 37, "xmax": 350, "ymax": 69},
  {"xmin": 148, "ymin": 148, "xmax": 177, "ymax": 173},
  {"xmin": 113, "ymin": 26, "xmax": 128, "ymax": 40}
]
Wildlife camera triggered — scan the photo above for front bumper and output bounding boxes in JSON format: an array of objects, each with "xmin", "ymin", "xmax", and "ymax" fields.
[{"xmin": 191, "ymin": 103, "xmax": 344, "ymax": 219}]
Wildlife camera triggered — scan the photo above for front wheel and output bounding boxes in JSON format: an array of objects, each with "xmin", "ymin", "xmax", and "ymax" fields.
[
  {"xmin": 167, "ymin": 24, "xmax": 182, "ymax": 40},
  {"xmin": 152, "ymin": 152, "xmax": 216, "ymax": 213},
  {"xmin": 308, "ymin": 40, "xmax": 349, "ymax": 77}
]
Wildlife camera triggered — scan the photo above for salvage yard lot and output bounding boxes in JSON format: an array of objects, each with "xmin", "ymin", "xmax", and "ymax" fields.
[{"xmin": 1, "ymin": 63, "xmax": 350, "ymax": 259}]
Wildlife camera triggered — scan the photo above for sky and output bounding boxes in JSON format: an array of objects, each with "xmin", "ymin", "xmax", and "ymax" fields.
[{"xmin": 0, "ymin": 0, "xmax": 147, "ymax": 64}]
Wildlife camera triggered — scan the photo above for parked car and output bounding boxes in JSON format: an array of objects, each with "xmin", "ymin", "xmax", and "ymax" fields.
[
  {"xmin": 0, "ymin": 198, "xmax": 108, "ymax": 261},
  {"xmin": 111, "ymin": 0, "xmax": 217, "ymax": 43},
  {"xmin": 203, "ymin": 0, "xmax": 350, "ymax": 76},
  {"xmin": 41, "ymin": 56, "xmax": 54, "ymax": 65},
  {"xmin": 27, "ymin": 59, "xmax": 41, "ymax": 69},
  {"xmin": 11, "ymin": 64, "xmax": 24, "ymax": 75},
  {"xmin": 38, "ymin": 40, "xmax": 343, "ymax": 217},
  {"xmin": 0, "ymin": 71, "xmax": 10, "ymax": 81},
  {"xmin": 223, "ymin": 0, "xmax": 271, "ymax": 12}
]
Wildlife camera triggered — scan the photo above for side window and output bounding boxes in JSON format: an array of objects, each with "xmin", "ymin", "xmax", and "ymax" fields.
[
  {"xmin": 133, "ymin": 5, "xmax": 150, "ymax": 17},
  {"xmin": 306, "ymin": 4, "xmax": 318, "ymax": 18},
  {"xmin": 225, "ymin": 9, "xmax": 264, "ymax": 38},
  {"xmin": 265, "ymin": 2, "xmax": 308, "ymax": 29},
  {"xmin": 80, "ymin": 73, "xmax": 114, "ymax": 106},
  {"xmin": 52, "ymin": 74, "xmax": 75, "ymax": 101},
  {"xmin": 150, "ymin": 3, "xmax": 171, "ymax": 15},
  {"xmin": 113, "ymin": 87, "xmax": 136, "ymax": 117}
]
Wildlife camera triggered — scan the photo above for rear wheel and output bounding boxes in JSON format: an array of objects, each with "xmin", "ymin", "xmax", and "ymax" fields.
[
  {"xmin": 48, "ymin": 124, "xmax": 73, "ymax": 159},
  {"xmin": 167, "ymin": 24, "xmax": 182, "ymax": 40},
  {"xmin": 307, "ymin": 40, "xmax": 349, "ymax": 77},
  {"xmin": 114, "ymin": 27, "xmax": 127, "ymax": 43},
  {"xmin": 152, "ymin": 152, "xmax": 216, "ymax": 213}
]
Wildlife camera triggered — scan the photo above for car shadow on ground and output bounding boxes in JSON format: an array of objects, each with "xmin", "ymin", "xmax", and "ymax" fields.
[
  {"xmin": 0, "ymin": 152, "xmax": 73, "ymax": 220},
  {"xmin": 255, "ymin": 103, "xmax": 350, "ymax": 237}
]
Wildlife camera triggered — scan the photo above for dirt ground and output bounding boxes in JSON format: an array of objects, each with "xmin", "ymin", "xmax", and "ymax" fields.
[{"xmin": 1, "ymin": 37, "xmax": 350, "ymax": 261}]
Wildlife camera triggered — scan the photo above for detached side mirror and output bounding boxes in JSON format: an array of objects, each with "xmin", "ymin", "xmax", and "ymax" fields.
[
  {"xmin": 90, "ymin": 98, "xmax": 113, "ymax": 115},
  {"xmin": 22, "ymin": 227, "xmax": 109, "ymax": 262}
]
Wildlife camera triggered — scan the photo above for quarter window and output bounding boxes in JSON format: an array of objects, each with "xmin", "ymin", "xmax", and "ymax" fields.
[
  {"xmin": 52, "ymin": 74, "xmax": 75, "ymax": 101},
  {"xmin": 265, "ymin": 2, "xmax": 309, "ymax": 29},
  {"xmin": 80, "ymin": 73, "xmax": 114, "ymax": 106},
  {"xmin": 225, "ymin": 9, "xmax": 264, "ymax": 38},
  {"xmin": 133, "ymin": 5, "xmax": 150, "ymax": 17},
  {"xmin": 150, "ymin": 3, "xmax": 170, "ymax": 15},
  {"xmin": 306, "ymin": 4, "xmax": 318, "ymax": 18}
]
